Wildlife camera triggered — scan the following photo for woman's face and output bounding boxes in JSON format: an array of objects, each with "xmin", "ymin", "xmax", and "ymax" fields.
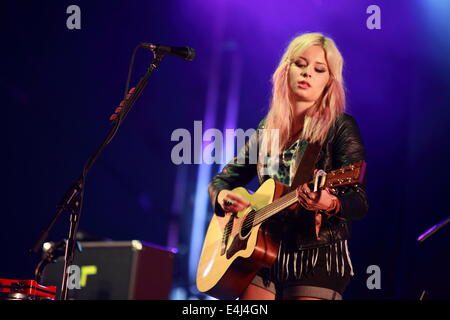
[{"xmin": 288, "ymin": 45, "xmax": 330, "ymax": 103}]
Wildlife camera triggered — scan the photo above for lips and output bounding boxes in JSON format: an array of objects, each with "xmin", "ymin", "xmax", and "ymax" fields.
[{"xmin": 298, "ymin": 81, "xmax": 311, "ymax": 88}]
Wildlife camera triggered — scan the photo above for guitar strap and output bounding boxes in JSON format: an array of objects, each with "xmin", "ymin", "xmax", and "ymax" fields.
[
  {"xmin": 289, "ymin": 140, "xmax": 323, "ymax": 189},
  {"xmin": 282, "ymin": 140, "xmax": 324, "ymax": 243}
]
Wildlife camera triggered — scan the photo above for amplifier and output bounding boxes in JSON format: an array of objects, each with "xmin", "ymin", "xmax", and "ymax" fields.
[{"xmin": 42, "ymin": 240, "xmax": 175, "ymax": 300}]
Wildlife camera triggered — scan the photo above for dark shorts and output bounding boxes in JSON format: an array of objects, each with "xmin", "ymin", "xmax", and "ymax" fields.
[{"xmin": 250, "ymin": 240, "xmax": 353, "ymax": 300}]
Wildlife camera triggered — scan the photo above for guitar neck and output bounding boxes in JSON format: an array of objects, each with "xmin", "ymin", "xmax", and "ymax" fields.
[{"xmin": 250, "ymin": 161, "xmax": 366, "ymax": 227}]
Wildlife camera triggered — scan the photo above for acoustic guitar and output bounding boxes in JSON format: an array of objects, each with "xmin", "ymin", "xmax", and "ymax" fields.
[{"xmin": 196, "ymin": 161, "xmax": 366, "ymax": 299}]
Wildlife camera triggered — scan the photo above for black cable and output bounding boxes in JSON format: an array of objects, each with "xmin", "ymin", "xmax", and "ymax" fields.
[
  {"xmin": 124, "ymin": 44, "xmax": 142, "ymax": 99},
  {"xmin": 101, "ymin": 44, "xmax": 142, "ymax": 147}
]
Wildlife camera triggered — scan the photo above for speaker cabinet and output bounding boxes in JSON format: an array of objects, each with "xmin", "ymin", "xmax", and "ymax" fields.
[{"xmin": 42, "ymin": 241, "xmax": 175, "ymax": 300}]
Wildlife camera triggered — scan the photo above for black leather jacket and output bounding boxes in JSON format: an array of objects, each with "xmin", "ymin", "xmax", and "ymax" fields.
[{"xmin": 208, "ymin": 113, "xmax": 369, "ymax": 250}]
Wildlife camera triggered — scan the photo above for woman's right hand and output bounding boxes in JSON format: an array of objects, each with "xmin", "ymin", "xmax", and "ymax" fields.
[{"xmin": 217, "ymin": 190, "xmax": 251, "ymax": 213}]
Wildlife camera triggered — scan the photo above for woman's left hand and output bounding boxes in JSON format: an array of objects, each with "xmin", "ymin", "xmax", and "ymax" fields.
[{"xmin": 296, "ymin": 182, "xmax": 335, "ymax": 212}]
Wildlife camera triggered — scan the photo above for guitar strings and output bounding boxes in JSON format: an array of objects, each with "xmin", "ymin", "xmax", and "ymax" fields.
[
  {"xmin": 229, "ymin": 186, "xmax": 301, "ymax": 233},
  {"xmin": 248, "ymin": 179, "xmax": 340, "ymax": 228},
  {"xmin": 223, "ymin": 191, "xmax": 298, "ymax": 237},
  {"xmin": 251, "ymin": 192, "xmax": 297, "ymax": 226},
  {"xmin": 227, "ymin": 192, "xmax": 297, "ymax": 236},
  {"xmin": 224, "ymin": 193, "xmax": 293, "ymax": 236}
]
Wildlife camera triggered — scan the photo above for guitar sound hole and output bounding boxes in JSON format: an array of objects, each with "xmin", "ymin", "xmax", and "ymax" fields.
[{"xmin": 240, "ymin": 211, "xmax": 255, "ymax": 238}]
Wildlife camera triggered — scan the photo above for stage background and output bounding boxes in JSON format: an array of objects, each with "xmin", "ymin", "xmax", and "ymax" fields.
[{"xmin": 2, "ymin": 0, "xmax": 450, "ymax": 299}]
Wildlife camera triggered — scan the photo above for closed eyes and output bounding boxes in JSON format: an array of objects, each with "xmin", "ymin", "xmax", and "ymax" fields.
[{"xmin": 294, "ymin": 61, "xmax": 327, "ymax": 73}]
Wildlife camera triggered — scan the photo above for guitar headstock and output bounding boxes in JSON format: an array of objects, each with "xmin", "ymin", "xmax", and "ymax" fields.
[{"xmin": 324, "ymin": 161, "xmax": 366, "ymax": 188}]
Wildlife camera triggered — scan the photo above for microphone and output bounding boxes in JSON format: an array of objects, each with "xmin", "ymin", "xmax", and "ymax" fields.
[{"xmin": 140, "ymin": 43, "xmax": 196, "ymax": 61}]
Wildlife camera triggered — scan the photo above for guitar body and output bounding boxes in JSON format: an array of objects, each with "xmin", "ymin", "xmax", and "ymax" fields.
[{"xmin": 196, "ymin": 178, "xmax": 286, "ymax": 300}]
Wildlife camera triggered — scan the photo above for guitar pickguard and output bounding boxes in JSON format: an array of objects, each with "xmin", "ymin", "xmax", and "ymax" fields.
[{"xmin": 226, "ymin": 232, "xmax": 249, "ymax": 260}]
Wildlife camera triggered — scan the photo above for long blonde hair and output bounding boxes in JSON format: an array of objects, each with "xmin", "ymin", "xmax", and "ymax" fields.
[{"xmin": 262, "ymin": 32, "xmax": 346, "ymax": 154}]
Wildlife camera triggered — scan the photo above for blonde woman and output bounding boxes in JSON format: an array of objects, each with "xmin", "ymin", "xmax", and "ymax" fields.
[{"xmin": 208, "ymin": 33, "xmax": 368, "ymax": 300}]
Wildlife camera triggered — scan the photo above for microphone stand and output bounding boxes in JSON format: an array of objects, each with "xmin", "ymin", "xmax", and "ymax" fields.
[
  {"xmin": 30, "ymin": 49, "xmax": 166, "ymax": 300},
  {"xmin": 416, "ymin": 215, "xmax": 450, "ymax": 300},
  {"xmin": 417, "ymin": 215, "xmax": 450, "ymax": 243}
]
